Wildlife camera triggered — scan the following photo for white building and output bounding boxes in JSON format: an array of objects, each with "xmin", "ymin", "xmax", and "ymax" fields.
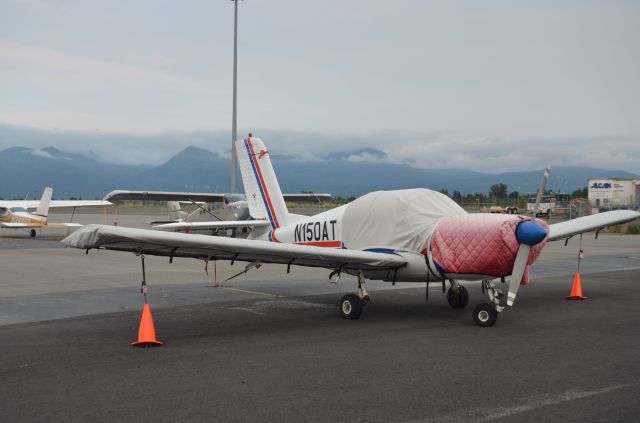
[{"xmin": 588, "ymin": 178, "xmax": 640, "ymax": 211}]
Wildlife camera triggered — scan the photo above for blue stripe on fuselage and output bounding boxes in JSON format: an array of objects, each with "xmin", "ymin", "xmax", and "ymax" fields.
[{"xmin": 244, "ymin": 139, "xmax": 275, "ymax": 229}]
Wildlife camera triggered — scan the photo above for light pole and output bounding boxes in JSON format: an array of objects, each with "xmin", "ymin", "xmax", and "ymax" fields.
[{"xmin": 230, "ymin": 0, "xmax": 241, "ymax": 193}]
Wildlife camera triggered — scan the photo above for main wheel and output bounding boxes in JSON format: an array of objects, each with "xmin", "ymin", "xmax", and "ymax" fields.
[
  {"xmin": 473, "ymin": 303, "xmax": 498, "ymax": 327},
  {"xmin": 339, "ymin": 294, "xmax": 363, "ymax": 320},
  {"xmin": 29, "ymin": 229, "xmax": 37, "ymax": 238},
  {"xmin": 446, "ymin": 286, "xmax": 469, "ymax": 309}
]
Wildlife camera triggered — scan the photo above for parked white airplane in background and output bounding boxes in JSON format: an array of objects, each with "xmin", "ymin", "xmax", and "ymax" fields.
[
  {"xmin": 1, "ymin": 187, "xmax": 111, "ymax": 237},
  {"xmin": 103, "ymin": 190, "xmax": 331, "ymax": 233},
  {"xmin": 63, "ymin": 136, "xmax": 640, "ymax": 326}
]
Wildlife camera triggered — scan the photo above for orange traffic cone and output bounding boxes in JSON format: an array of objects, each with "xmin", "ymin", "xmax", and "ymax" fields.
[
  {"xmin": 566, "ymin": 272, "xmax": 588, "ymax": 300},
  {"xmin": 131, "ymin": 303, "xmax": 164, "ymax": 347}
]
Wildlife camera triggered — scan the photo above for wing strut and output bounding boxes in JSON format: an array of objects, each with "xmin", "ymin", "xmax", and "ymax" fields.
[{"xmin": 224, "ymin": 260, "xmax": 262, "ymax": 282}]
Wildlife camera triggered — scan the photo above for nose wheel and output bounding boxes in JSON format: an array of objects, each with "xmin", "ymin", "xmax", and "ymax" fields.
[
  {"xmin": 472, "ymin": 280, "xmax": 504, "ymax": 327},
  {"xmin": 473, "ymin": 303, "xmax": 498, "ymax": 327}
]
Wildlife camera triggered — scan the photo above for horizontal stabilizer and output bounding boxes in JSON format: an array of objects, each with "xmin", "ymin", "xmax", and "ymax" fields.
[
  {"xmin": 0, "ymin": 222, "xmax": 30, "ymax": 228},
  {"xmin": 1, "ymin": 222, "xmax": 82, "ymax": 229},
  {"xmin": 153, "ymin": 220, "xmax": 271, "ymax": 231},
  {"xmin": 45, "ymin": 223, "xmax": 84, "ymax": 228}
]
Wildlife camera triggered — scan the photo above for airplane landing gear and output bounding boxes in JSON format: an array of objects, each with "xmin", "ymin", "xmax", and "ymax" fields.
[
  {"xmin": 473, "ymin": 303, "xmax": 498, "ymax": 327},
  {"xmin": 446, "ymin": 280, "xmax": 469, "ymax": 309},
  {"xmin": 29, "ymin": 229, "xmax": 36, "ymax": 238},
  {"xmin": 339, "ymin": 294, "xmax": 362, "ymax": 319},
  {"xmin": 338, "ymin": 271, "xmax": 369, "ymax": 320},
  {"xmin": 483, "ymin": 279, "xmax": 504, "ymax": 311},
  {"xmin": 357, "ymin": 271, "xmax": 370, "ymax": 304},
  {"xmin": 473, "ymin": 280, "xmax": 505, "ymax": 327}
]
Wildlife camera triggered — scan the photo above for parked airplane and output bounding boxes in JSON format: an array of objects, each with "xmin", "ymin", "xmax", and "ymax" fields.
[
  {"xmin": 103, "ymin": 190, "xmax": 331, "ymax": 233},
  {"xmin": 63, "ymin": 136, "xmax": 640, "ymax": 326},
  {"xmin": 1, "ymin": 187, "xmax": 111, "ymax": 237}
]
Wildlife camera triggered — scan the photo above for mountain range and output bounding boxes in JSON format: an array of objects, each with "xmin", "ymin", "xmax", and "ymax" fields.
[{"xmin": 0, "ymin": 145, "xmax": 637, "ymax": 199}]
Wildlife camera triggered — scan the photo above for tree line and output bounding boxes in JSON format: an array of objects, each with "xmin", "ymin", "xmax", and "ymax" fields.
[{"xmin": 439, "ymin": 184, "xmax": 588, "ymax": 207}]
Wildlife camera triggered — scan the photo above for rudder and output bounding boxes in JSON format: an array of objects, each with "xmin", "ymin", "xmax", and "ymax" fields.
[
  {"xmin": 33, "ymin": 187, "xmax": 52, "ymax": 219},
  {"xmin": 235, "ymin": 135, "xmax": 290, "ymax": 229},
  {"xmin": 167, "ymin": 201, "xmax": 188, "ymax": 221}
]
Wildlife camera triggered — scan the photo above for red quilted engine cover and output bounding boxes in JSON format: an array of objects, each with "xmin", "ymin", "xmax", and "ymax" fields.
[{"xmin": 429, "ymin": 214, "xmax": 548, "ymax": 284}]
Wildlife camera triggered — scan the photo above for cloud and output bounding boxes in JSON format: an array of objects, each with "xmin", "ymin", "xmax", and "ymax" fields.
[
  {"xmin": 0, "ymin": 40, "xmax": 228, "ymax": 131},
  {"xmin": 0, "ymin": 40, "xmax": 209, "ymax": 91},
  {"xmin": 258, "ymin": 129, "xmax": 640, "ymax": 174},
  {"xmin": 0, "ymin": 1, "xmax": 638, "ymax": 173},
  {"xmin": 28, "ymin": 148, "xmax": 54, "ymax": 159},
  {"xmin": 1, "ymin": 123, "xmax": 637, "ymax": 175}
]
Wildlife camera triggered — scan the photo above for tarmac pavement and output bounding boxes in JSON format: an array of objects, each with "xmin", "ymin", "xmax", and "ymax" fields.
[
  {"xmin": 1, "ymin": 270, "xmax": 639, "ymax": 422},
  {"xmin": 1, "ymin": 210, "xmax": 639, "ymax": 422}
]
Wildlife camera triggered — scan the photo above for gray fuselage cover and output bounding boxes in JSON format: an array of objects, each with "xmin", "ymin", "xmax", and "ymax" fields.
[{"xmin": 341, "ymin": 188, "xmax": 467, "ymax": 252}]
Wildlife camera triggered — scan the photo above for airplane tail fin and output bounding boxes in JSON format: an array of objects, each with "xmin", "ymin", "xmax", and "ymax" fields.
[
  {"xmin": 167, "ymin": 201, "xmax": 188, "ymax": 221},
  {"xmin": 33, "ymin": 187, "xmax": 53, "ymax": 219},
  {"xmin": 235, "ymin": 135, "xmax": 292, "ymax": 229}
]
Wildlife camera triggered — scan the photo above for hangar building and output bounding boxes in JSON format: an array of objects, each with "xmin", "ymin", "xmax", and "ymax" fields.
[{"xmin": 588, "ymin": 178, "xmax": 640, "ymax": 211}]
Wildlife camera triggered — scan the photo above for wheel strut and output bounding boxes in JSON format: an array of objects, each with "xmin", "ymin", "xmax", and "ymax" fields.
[{"xmin": 357, "ymin": 271, "xmax": 370, "ymax": 304}]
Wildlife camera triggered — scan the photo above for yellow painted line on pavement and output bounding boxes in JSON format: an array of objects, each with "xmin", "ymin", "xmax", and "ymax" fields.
[{"xmin": 222, "ymin": 286, "xmax": 283, "ymax": 298}]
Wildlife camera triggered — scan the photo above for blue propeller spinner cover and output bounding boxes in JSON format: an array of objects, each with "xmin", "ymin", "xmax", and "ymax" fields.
[{"xmin": 516, "ymin": 220, "xmax": 547, "ymax": 246}]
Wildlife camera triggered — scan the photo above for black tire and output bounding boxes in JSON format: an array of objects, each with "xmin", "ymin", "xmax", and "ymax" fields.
[
  {"xmin": 473, "ymin": 303, "xmax": 498, "ymax": 327},
  {"xmin": 339, "ymin": 294, "xmax": 363, "ymax": 320},
  {"xmin": 446, "ymin": 286, "xmax": 469, "ymax": 309},
  {"xmin": 29, "ymin": 229, "xmax": 36, "ymax": 238}
]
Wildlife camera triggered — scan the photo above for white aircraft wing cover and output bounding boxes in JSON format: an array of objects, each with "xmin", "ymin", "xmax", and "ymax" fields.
[
  {"xmin": 103, "ymin": 190, "xmax": 225, "ymax": 203},
  {"xmin": 62, "ymin": 224, "xmax": 407, "ymax": 271},
  {"xmin": 0, "ymin": 200, "xmax": 111, "ymax": 210},
  {"xmin": 341, "ymin": 189, "xmax": 467, "ymax": 251},
  {"xmin": 548, "ymin": 210, "xmax": 640, "ymax": 241}
]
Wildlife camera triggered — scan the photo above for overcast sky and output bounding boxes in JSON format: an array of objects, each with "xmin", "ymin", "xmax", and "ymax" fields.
[{"xmin": 1, "ymin": 0, "xmax": 638, "ymax": 172}]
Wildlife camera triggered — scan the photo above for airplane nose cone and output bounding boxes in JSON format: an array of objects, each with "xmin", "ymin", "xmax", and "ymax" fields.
[{"xmin": 516, "ymin": 220, "xmax": 548, "ymax": 246}]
